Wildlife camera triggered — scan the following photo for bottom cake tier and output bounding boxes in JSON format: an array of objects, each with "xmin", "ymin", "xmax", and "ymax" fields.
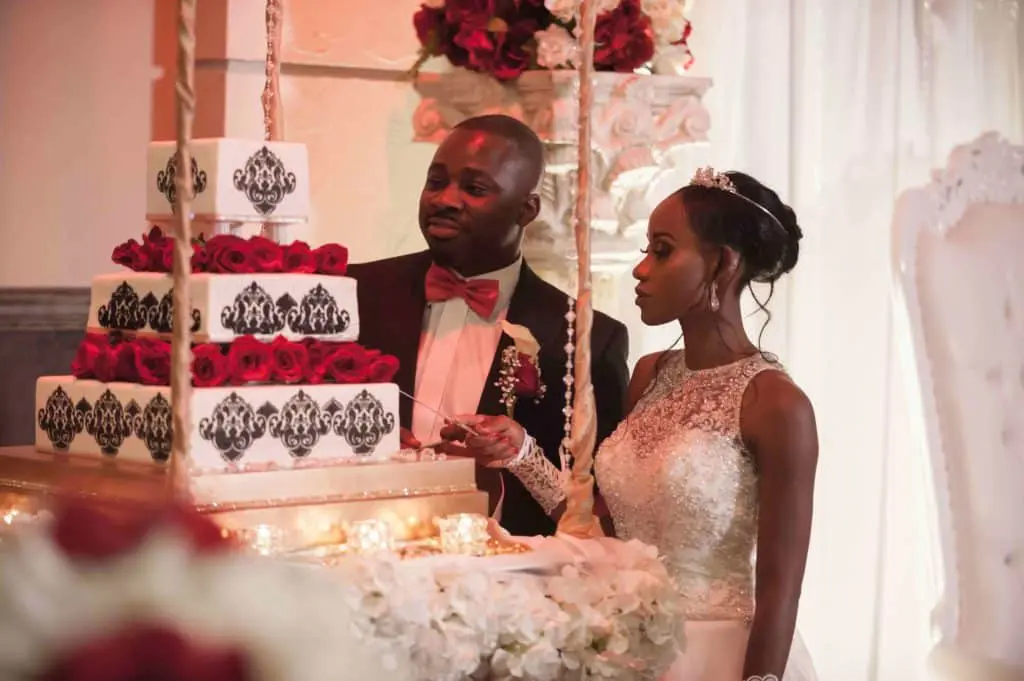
[{"xmin": 35, "ymin": 376, "xmax": 400, "ymax": 472}]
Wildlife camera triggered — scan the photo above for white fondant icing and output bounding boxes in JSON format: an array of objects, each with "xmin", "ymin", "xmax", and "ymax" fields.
[
  {"xmin": 145, "ymin": 139, "xmax": 310, "ymax": 222},
  {"xmin": 87, "ymin": 272, "xmax": 359, "ymax": 343},
  {"xmin": 35, "ymin": 376, "xmax": 400, "ymax": 470}
]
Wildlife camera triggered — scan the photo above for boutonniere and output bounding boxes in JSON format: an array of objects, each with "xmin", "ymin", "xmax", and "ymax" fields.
[{"xmin": 496, "ymin": 320, "xmax": 547, "ymax": 416}]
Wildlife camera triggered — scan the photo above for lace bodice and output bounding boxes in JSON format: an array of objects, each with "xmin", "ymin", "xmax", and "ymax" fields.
[{"xmin": 595, "ymin": 351, "xmax": 783, "ymax": 622}]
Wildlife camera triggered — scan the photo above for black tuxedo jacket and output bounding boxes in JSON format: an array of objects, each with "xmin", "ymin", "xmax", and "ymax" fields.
[{"xmin": 348, "ymin": 250, "xmax": 630, "ymax": 536}]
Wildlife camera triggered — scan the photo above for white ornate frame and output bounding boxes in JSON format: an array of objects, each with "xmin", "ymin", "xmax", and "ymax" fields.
[{"xmin": 891, "ymin": 131, "xmax": 1024, "ymax": 673}]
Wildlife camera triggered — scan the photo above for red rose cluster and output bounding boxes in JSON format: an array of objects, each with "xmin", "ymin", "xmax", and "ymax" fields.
[
  {"xmin": 412, "ymin": 0, "xmax": 658, "ymax": 79},
  {"xmin": 71, "ymin": 333, "xmax": 400, "ymax": 387},
  {"xmin": 111, "ymin": 227, "xmax": 349, "ymax": 276}
]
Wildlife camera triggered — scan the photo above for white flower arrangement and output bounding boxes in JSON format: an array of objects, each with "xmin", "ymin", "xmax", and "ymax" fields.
[
  {"xmin": 0, "ymin": 518, "xmax": 682, "ymax": 681},
  {"xmin": 330, "ymin": 536, "xmax": 683, "ymax": 681}
]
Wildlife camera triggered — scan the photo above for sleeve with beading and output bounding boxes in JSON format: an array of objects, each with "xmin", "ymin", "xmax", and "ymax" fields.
[{"xmin": 504, "ymin": 435, "xmax": 566, "ymax": 516}]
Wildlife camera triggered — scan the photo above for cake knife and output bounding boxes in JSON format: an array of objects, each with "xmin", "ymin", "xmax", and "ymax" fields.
[{"xmin": 396, "ymin": 389, "xmax": 481, "ymax": 440}]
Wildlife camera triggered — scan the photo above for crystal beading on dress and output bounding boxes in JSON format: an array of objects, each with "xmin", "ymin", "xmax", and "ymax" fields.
[
  {"xmin": 504, "ymin": 436, "xmax": 567, "ymax": 515},
  {"xmin": 595, "ymin": 350, "xmax": 783, "ymax": 622}
]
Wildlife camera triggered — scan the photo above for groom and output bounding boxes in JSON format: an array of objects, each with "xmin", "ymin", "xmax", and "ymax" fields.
[{"xmin": 348, "ymin": 114, "xmax": 629, "ymax": 537}]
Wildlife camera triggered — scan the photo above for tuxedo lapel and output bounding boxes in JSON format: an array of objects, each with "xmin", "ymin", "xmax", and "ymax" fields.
[{"xmin": 476, "ymin": 264, "xmax": 563, "ymax": 416}]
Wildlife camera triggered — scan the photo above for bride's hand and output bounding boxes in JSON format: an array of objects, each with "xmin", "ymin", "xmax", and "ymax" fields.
[{"xmin": 439, "ymin": 415, "xmax": 526, "ymax": 468}]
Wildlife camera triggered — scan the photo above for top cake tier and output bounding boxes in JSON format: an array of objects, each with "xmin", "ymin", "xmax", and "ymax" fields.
[{"xmin": 146, "ymin": 139, "xmax": 310, "ymax": 223}]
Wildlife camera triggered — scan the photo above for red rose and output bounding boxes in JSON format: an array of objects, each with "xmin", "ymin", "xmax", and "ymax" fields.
[
  {"xmin": 111, "ymin": 342, "xmax": 139, "ymax": 382},
  {"xmin": 594, "ymin": 0, "xmax": 655, "ymax": 72},
  {"xmin": 514, "ymin": 353, "xmax": 541, "ymax": 396},
  {"xmin": 71, "ymin": 334, "xmax": 107, "ymax": 379},
  {"xmin": 226, "ymin": 336, "xmax": 273, "ymax": 385},
  {"xmin": 454, "ymin": 18, "xmax": 535, "ymax": 81},
  {"xmin": 133, "ymin": 337, "xmax": 172, "ymax": 386},
  {"xmin": 322, "ymin": 343, "xmax": 371, "ymax": 383},
  {"xmin": 365, "ymin": 354, "xmax": 400, "ymax": 383},
  {"xmin": 91, "ymin": 341, "xmax": 119, "ymax": 383},
  {"xmin": 444, "ymin": 0, "xmax": 495, "ymax": 24},
  {"xmin": 248, "ymin": 235, "xmax": 285, "ymax": 272},
  {"xmin": 40, "ymin": 625, "xmax": 251, "ymax": 681},
  {"xmin": 111, "ymin": 239, "xmax": 146, "ymax": 271},
  {"xmin": 140, "ymin": 226, "xmax": 173, "ymax": 273},
  {"xmin": 313, "ymin": 243, "xmax": 349, "ymax": 275},
  {"xmin": 51, "ymin": 501, "xmax": 227, "ymax": 561},
  {"xmin": 301, "ymin": 338, "xmax": 331, "ymax": 373},
  {"xmin": 283, "ymin": 241, "xmax": 317, "ymax": 273},
  {"xmin": 154, "ymin": 238, "xmax": 173, "ymax": 270},
  {"xmin": 191, "ymin": 242, "xmax": 210, "ymax": 272},
  {"xmin": 191, "ymin": 343, "xmax": 229, "ymax": 387},
  {"xmin": 414, "ymin": 5, "xmax": 446, "ymax": 55},
  {"xmin": 269, "ymin": 336, "xmax": 309, "ymax": 384},
  {"xmin": 204, "ymin": 235, "xmax": 255, "ymax": 274}
]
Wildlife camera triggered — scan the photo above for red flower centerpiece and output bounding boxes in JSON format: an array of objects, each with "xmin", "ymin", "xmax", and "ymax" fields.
[
  {"xmin": 70, "ymin": 335, "xmax": 400, "ymax": 388},
  {"xmin": 109, "ymin": 227, "xmax": 350, "ymax": 277},
  {"xmin": 411, "ymin": 0, "xmax": 692, "ymax": 80}
]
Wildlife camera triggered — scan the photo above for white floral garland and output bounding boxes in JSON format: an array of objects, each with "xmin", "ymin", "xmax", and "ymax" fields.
[
  {"xmin": 331, "ymin": 537, "xmax": 682, "ymax": 681},
  {"xmin": 0, "ymin": 522, "xmax": 682, "ymax": 681}
]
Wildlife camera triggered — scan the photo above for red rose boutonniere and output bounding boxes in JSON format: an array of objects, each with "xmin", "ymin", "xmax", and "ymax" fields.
[{"xmin": 496, "ymin": 320, "xmax": 546, "ymax": 416}]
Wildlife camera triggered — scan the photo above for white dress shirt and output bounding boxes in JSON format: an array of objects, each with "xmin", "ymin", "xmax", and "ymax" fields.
[{"xmin": 411, "ymin": 258, "xmax": 522, "ymax": 444}]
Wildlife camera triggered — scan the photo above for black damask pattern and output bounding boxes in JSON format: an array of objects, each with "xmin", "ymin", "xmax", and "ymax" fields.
[
  {"xmin": 334, "ymin": 389, "xmax": 395, "ymax": 455},
  {"xmin": 263, "ymin": 390, "xmax": 331, "ymax": 458},
  {"xmin": 147, "ymin": 290, "xmax": 202, "ymax": 334},
  {"xmin": 135, "ymin": 393, "xmax": 173, "ymax": 462},
  {"xmin": 197, "ymin": 392, "xmax": 270, "ymax": 462},
  {"xmin": 195, "ymin": 388, "xmax": 395, "ymax": 462},
  {"xmin": 98, "ymin": 282, "xmax": 146, "ymax": 330},
  {"xmin": 231, "ymin": 146, "xmax": 297, "ymax": 216},
  {"xmin": 286, "ymin": 284, "xmax": 351, "ymax": 335},
  {"xmin": 37, "ymin": 386, "xmax": 86, "ymax": 450},
  {"xmin": 82, "ymin": 390, "xmax": 137, "ymax": 456},
  {"xmin": 219, "ymin": 282, "xmax": 350, "ymax": 336},
  {"xmin": 156, "ymin": 153, "xmax": 208, "ymax": 207},
  {"xmin": 38, "ymin": 386, "xmax": 175, "ymax": 459},
  {"xmin": 98, "ymin": 282, "xmax": 201, "ymax": 333},
  {"xmin": 219, "ymin": 282, "xmax": 285, "ymax": 335}
]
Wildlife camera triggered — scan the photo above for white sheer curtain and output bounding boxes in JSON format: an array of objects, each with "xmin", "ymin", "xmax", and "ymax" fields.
[{"xmin": 630, "ymin": 1, "xmax": 1022, "ymax": 679}]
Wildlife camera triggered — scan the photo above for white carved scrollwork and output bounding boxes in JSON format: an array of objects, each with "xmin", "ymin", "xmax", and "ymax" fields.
[
  {"xmin": 892, "ymin": 132, "xmax": 1024, "ymax": 680},
  {"xmin": 413, "ymin": 69, "xmax": 712, "ymax": 280}
]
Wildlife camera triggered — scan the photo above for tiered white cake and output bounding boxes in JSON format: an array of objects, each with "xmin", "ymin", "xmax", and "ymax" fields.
[
  {"xmin": 35, "ymin": 139, "xmax": 401, "ymax": 475},
  {"xmin": 146, "ymin": 139, "xmax": 310, "ymax": 221}
]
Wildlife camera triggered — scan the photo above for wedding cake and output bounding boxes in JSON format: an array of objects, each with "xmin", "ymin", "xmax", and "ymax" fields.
[{"xmin": 30, "ymin": 138, "xmax": 487, "ymax": 524}]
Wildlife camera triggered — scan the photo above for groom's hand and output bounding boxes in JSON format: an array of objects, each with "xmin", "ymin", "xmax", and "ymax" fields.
[{"xmin": 439, "ymin": 415, "xmax": 525, "ymax": 468}]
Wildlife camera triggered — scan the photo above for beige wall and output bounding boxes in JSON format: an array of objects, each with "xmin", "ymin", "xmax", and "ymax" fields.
[{"xmin": 0, "ymin": 0, "xmax": 155, "ymax": 287}]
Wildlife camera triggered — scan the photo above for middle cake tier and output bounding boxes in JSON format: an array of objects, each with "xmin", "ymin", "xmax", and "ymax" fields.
[
  {"xmin": 35, "ymin": 377, "xmax": 399, "ymax": 471},
  {"xmin": 87, "ymin": 272, "xmax": 359, "ymax": 343}
]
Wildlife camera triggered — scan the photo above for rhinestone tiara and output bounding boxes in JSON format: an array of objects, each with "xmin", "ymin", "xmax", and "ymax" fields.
[
  {"xmin": 690, "ymin": 166, "xmax": 738, "ymax": 193},
  {"xmin": 687, "ymin": 166, "xmax": 785, "ymax": 231}
]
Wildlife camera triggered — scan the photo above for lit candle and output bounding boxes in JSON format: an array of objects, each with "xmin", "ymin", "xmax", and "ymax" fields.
[
  {"xmin": 2, "ymin": 509, "xmax": 19, "ymax": 525},
  {"xmin": 436, "ymin": 513, "xmax": 489, "ymax": 556},
  {"xmin": 346, "ymin": 519, "xmax": 394, "ymax": 554},
  {"xmin": 250, "ymin": 524, "xmax": 284, "ymax": 556}
]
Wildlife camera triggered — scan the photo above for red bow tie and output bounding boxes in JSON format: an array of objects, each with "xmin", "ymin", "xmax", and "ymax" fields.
[{"xmin": 424, "ymin": 264, "xmax": 500, "ymax": 318}]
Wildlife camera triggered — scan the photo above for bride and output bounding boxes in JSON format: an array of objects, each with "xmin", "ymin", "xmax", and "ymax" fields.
[{"xmin": 443, "ymin": 168, "xmax": 819, "ymax": 681}]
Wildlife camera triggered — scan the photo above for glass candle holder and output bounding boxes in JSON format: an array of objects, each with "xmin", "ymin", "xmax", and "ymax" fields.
[
  {"xmin": 246, "ymin": 524, "xmax": 287, "ymax": 556},
  {"xmin": 435, "ymin": 513, "xmax": 489, "ymax": 556},
  {"xmin": 346, "ymin": 519, "xmax": 394, "ymax": 554}
]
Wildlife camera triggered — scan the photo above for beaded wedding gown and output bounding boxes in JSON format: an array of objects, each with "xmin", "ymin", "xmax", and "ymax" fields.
[{"xmin": 595, "ymin": 351, "xmax": 817, "ymax": 681}]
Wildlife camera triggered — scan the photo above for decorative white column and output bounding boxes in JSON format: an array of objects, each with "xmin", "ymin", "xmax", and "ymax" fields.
[{"xmin": 413, "ymin": 69, "xmax": 712, "ymax": 300}]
